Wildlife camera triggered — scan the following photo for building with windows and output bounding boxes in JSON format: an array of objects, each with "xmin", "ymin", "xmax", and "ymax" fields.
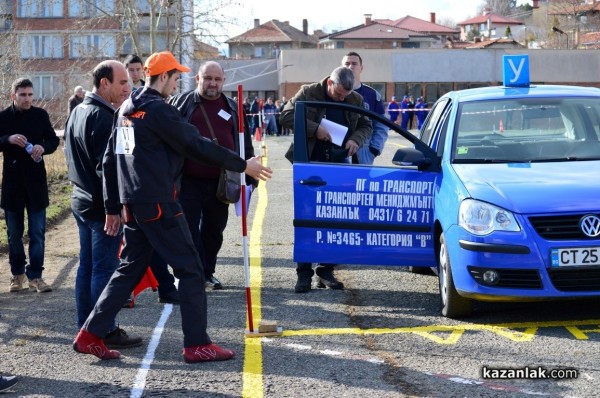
[{"xmin": 0, "ymin": 0, "xmax": 193, "ymax": 127}]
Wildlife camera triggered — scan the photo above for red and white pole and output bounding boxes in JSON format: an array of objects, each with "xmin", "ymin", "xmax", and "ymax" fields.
[{"xmin": 237, "ymin": 85, "xmax": 254, "ymax": 333}]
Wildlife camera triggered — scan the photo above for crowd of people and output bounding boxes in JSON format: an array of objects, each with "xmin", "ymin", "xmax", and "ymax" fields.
[{"xmin": 1, "ymin": 48, "xmax": 431, "ymax": 388}]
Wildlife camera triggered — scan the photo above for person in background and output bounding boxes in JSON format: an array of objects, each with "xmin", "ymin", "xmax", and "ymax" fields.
[
  {"xmin": 72, "ymin": 51, "xmax": 272, "ymax": 363},
  {"xmin": 0, "ymin": 78, "xmax": 60, "ymax": 293},
  {"xmin": 64, "ymin": 60, "xmax": 143, "ymax": 350},
  {"xmin": 249, "ymin": 96, "xmax": 260, "ymax": 135},
  {"xmin": 407, "ymin": 95, "xmax": 416, "ymax": 129},
  {"xmin": 400, "ymin": 95, "xmax": 410, "ymax": 130},
  {"xmin": 123, "ymin": 54, "xmax": 145, "ymax": 92},
  {"xmin": 415, "ymin": 96, "xmax": 429, "ymax": 130},
  {"xmin": 280, "ymin": 66, "xmax": 371, "ymax": 293},
  {"xmin": 278, "ymin": 97, "xmax": 290, "ymax": 135},
  {"xmin": 274, "ymin": 99, "xmax": 283, "ymax": 134},
  {"xmin": 262, "ymin": 96, "xmax": 279, "ymax": 136},
  {"xmin": 341, "ymin": 51, "xmax": 387, "ymax": 165},
  {"xmin": 68, "ymin": 85, "xmax": 85, "ymax": 116},
  {"xmin": 243, "ymin": 96, "xmax": 251, "ymax": 115},
  {"xmin": 168, "ymin": 61, "xmax": 257, "ymax": 290},
  {"xmin": 387, "ymin": 96, "xmax": 399, "ymax": 125}
]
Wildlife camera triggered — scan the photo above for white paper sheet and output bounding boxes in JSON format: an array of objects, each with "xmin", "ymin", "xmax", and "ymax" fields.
[
  {"xmin": 319, "ymin": 118, "xmax": 348, "ymax": 147},
  {"xmin": 235, "ymin": 185, "xmax": 253, "ymax": 217}
]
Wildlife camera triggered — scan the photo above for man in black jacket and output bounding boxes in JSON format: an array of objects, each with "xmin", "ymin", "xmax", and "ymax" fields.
[
  {"xmin": 64, "ymin": 60, "xmax": 142, "ymax": 349},
  {"xmin": 168, "ymin": 60, "xmax": 256, "ymax": 290},
  {"xmin": 0, "ymin": 78, "xmax": 59, "ymax": 293},
  {"xmin": 73, "ymin": 51, "xmax": 272, "ymax": 362}
]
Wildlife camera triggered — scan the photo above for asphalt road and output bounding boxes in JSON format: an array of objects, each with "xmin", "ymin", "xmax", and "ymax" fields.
[{"xmin": 1, "ymin": 132, "xmax": 600, "ymax": 398}]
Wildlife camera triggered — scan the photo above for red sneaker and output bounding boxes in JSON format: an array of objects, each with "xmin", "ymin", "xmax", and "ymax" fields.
[
  {"xmin": 73, "ymin": 329, "xmax": 121, "ymax": 360},
  {"xmin": 183, "ymin": 343, "xmax": 235, "ymax": 363}
]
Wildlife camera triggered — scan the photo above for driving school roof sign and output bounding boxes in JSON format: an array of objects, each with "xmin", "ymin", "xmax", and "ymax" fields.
[{"xmin": 503, "ymin": 54, "xmax": 530, "ymax": 87}]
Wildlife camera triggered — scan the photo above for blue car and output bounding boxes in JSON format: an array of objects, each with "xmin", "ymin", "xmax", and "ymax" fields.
[{"xmin": 291, "ymin": 55, "xmax": 600, "ymax": 318}]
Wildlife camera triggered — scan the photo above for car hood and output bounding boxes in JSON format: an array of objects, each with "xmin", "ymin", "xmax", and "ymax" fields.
[{"xmin": 452, "ymin": 162, "xmax": 600, "ymax": 214}]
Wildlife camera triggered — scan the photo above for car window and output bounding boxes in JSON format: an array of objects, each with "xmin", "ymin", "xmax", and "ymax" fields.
[
  {"xmin": 453, "ymin": 97, "xmax": 600, "ymax": 162},
  {"xmin": 420, "ymin": 98, "xmax": 450, "ymax": 147}
]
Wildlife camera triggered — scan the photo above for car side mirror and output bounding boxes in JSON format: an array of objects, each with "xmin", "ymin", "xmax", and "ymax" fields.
[{"xmin": 392, "ymin": 147, "xmax": 431, "ymax": 167}]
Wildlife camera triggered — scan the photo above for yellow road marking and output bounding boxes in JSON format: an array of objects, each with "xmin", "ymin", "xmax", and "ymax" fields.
[
  {"xmin": 242, "ymin": 160, "xmax": 269, "ymax": 398},
  {"xmin": 279, "ymin": 320, "xmax": 600, "ymax": 344}
]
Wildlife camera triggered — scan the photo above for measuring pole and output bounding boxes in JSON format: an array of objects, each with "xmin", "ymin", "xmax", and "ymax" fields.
[{"xmin": 237, "ymin": 85, "xmax": 254, "ymax": 333}]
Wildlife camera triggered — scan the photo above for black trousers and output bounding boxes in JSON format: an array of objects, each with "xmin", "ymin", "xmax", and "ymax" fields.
[
  {"xmin": 83, "ymin": 202, "xmax": 211, "ymax": 347},
  {"xmin": 179, "ymin": 176, "xmax": 229, "ymax": 278}
]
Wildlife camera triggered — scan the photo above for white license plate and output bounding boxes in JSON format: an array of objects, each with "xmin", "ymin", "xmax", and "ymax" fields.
[{"xmin": 551, "ymin": 247, "xmax": 600, "ymax": 267}]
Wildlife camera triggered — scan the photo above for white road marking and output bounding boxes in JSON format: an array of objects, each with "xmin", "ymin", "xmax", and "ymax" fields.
[{"xmin": 130, "ymin": 303, "xmax": 174, "ymax": 398}]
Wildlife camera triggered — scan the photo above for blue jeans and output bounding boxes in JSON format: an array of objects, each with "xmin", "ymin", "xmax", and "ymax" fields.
[
  {"xmin": 5, "ymin": 208, "xmax": 46, "ymax": 280},
  {"xmin": 73, "ymin": 210, "xmax": 121, "ymax": 330}
]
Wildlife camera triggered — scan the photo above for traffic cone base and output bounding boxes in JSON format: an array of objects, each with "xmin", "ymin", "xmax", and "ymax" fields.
[{"xmin": 255, "ymin": 127, "xmax": 262, "ymax": 142}]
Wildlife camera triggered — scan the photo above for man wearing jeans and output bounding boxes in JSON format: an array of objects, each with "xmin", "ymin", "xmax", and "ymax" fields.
[
  {"xmin": 64, "ymin": 60, "xmax": 141, "ymax": 348},
  {"xmin": 0, "ymin": 78, "xmax": 59, "ymax": 293}
]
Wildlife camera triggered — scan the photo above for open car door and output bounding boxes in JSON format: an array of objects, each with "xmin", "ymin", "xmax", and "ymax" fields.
[{"xmin": 292, "ymin": 101, "xmax": 439, "ymax": 267}]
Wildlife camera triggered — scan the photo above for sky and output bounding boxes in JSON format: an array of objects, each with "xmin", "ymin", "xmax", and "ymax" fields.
[{"xmin": 219, "ymin": 0, "xmax": 531, "ymax": 39}]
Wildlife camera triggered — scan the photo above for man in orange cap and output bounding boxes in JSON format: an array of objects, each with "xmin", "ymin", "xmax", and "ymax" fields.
[{"xmin": 72, "ymin": 51, "xmax": 273, "ymax": 363}]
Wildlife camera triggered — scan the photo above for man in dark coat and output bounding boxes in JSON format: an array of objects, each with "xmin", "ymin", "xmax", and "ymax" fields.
[
  {"xmin": 280, "ymin": 66, "xmax": 371, "ymax": 293},
  {"xmin": 0, "ymin": 78, "xmax": 59, "ymax": 293},
  {"xmin": 64, "ymin": 60, "xmax": 142, "ymax": 349}
]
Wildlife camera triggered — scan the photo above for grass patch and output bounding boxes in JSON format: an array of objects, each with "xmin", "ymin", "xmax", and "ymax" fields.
[{"xmin": 0, "ymin": 143, "xmax": 73, "ymax": 252}]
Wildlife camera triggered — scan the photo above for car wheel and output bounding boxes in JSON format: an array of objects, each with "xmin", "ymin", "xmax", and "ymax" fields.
[{"xmin": 438, "ymin": 233, "xmax": 473, "ymax": 318}]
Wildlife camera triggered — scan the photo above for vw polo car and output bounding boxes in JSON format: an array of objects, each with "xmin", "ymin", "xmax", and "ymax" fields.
[{"xmin": 291, "ymin": 55, "xmax": 600, "ymax": 317}]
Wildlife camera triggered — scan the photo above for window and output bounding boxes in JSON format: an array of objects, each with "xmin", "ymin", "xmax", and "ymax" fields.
[
  {"xmin": 366, "ymin": 82, "xmax": 386, "ymax": 105},
  {"xmin": 20, "ymin": 35, "xmax": 63, "ymax": 58},
  {"xmin": 70, "ymin": 34, "xmax": 116, "ymax": 58},
  {"xmin": 121, "ymin": 34, "xmax": 166, "ymax": 55},
  {"xmin": 69, "ymin": 0, "xmax": 115, "ymax": 18},
  {"xmin": 18, "ymin": 0, "xmax": 63, "ymax": 18},
  {"xmin": 254, "ymin": 47, "xmax": 263, "ymax": 58},
  {"xmin": 30, "ymin": 75, "xmax": 63, "ymax": 100}
]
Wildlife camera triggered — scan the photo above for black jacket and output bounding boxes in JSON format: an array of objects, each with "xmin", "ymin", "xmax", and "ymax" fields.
[
  {"xmin": 64, "ymin": 93, "xmax": 115, "ymax": 221},
  {"xmin": 0, "ymin": 104, "xmax": 59, "ymax": 212},
  {"xmin": 168, "ymin": 90, "xmax": 257, "ymax": 186},
  {"xmin": 103, "ymin": 87, "xmax": 247, "ymax": 214}
]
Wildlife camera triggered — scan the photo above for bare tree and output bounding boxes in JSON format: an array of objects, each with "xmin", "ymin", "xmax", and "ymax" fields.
[
  {"xmin": 547, "ymin": 0, "xmax": 598, "ymax": 49},
  {"xmin": 478, "ymin": 0, "xmax": 517, "ymax": 16}
]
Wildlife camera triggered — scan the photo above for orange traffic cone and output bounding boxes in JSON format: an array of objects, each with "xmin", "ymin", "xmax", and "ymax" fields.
[
  {"xmin": 254, "ymin": 127, "xmax": 262, "ymax": 142},
  {"xmin": 128, "ymin": 266, "xmax": 159, "ymax": 308},
  {"xmin": 499, "ymin": 119, "xmax": 504, "ymax": 133}
]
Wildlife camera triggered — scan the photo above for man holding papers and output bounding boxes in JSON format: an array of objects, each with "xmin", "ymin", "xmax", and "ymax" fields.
[{"xmin": 280, "ymin": 66, "xmax": 372, "ymax": 292}]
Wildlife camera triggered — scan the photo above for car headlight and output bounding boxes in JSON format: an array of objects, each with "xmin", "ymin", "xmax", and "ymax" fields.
[{"xmin": 459, "ymin": 199, "xmax": 520, "ymax": 236}]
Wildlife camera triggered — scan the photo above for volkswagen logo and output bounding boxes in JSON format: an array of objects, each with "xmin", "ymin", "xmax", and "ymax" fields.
[{"xmin": 580, "ymin": 215, "xmax": 600, "ymax": 238}]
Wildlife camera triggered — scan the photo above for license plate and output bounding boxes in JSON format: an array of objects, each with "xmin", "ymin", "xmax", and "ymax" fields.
[{"xmin": 551, "ymin": 247, "xmax": 600, "ymax": 267}]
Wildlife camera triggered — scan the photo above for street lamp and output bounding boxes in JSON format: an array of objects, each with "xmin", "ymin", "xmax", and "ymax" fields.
[{"xmin": 552, "ymin": 26, "xmax": 569, "ymax": 49}]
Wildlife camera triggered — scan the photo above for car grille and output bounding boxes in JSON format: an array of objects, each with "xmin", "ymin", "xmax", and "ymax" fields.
[
  {"xmin": 528, "ymin": 214, "xmax": 600, "ymax": 240},
  {"xmin": 468, "ymin": 267, "xmax": 542, "ymax": 288},
  {"xmin": 548, "ymin": 268, "xmax": 600, "ymax": 292}
]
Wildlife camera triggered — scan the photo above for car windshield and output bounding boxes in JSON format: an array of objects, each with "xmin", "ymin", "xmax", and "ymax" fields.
[{"xmin": 453, "ymin": 97, "xmax": 600, "ymax": 163}]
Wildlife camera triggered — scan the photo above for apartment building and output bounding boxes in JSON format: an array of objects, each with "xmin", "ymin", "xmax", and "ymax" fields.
[{"xmin": 0, "ymin": 0, "xmax": 192, "ymax": 127}]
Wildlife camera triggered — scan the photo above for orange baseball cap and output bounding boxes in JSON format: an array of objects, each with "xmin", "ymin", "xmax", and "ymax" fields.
[{"xmin": 144, "ymin": 51, "xmax": 191, "ymax": 76}]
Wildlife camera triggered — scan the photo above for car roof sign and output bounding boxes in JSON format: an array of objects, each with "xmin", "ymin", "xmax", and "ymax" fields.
[{"xmin": 503, "ymin": 54, "xmax": 530, "ymax": 88}]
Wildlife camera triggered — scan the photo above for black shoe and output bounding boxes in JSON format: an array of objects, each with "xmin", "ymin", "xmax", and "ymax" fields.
[
  {"xmin": 315, "ymin": 267, "xmax": 344, "ymax": 290},
  {"xmin": 158, "ymin": 290, "xmax": 179, "ymax": 305},
  {"xmin": 294, "ymin": 270, "xmax": 314, "ymax": 293},
  {"xmin": 104, "ymin": 327, "xmax": 143, "ymax": 349},
  {"xmin": 0, "ymin": 375, "xmax": 18, "ymax": 392},
  {"xmin": 205, "ymin": 276, "xmax": 223, "ymax": 290}
]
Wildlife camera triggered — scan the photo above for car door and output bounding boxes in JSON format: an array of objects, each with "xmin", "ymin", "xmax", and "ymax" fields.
[{"xmin": 292, "ymin": 101, "xmax": 439, "ymax": 267}]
